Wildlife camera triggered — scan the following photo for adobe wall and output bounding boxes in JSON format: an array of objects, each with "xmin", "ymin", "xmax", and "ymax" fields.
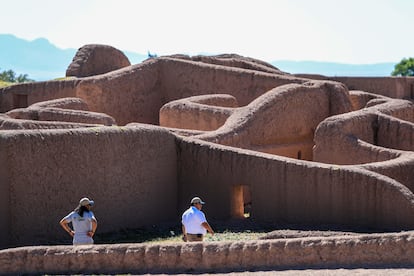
[
  {"xmin": 75, "ymin": 60, "xmax": 162, "ymax": 125},
  {"xmin": 159, "ymin": 94, "xmax": 237, "ymax": 131},
  {"xmin": 0, "ymin": 143, "xmax": 10, "ymax": 247},
  {"xmin": 361, "ymin": 156, "xmax": 414, "ymax": 194},
  {"xmin": 176, "ymin": 138, "xmax": 414, "ymax": 230},
  {"xmin": 196, "ymin": 81, "xmax": 352, "ymax": 161},
  {"xmin": 0, "ymin": 114, "xmax": 100, "ymax": 130},
  {"xmin": 0, "ymin": 79, "xmax": 80, "ymax": 112},
  {"xmin": 0, "ymin": 125, "xmax": 178, "ymax": 248},
  {"xmin": 313, "ymin": 99, "xmax": 414, "ymax": 188},
  {"xmin": 332, "ymin": 77, "xmax": 414, "ymax": 99},
  {"xmin": 377, "ymin": 114, "xmax": 414, "ymax": 151},
  {"xmin": 74, "ymin": 58, "xmax": 308, "ymax": 126},
  {"xmin": 2, "ymin": 230, "xmax": 414, "ymax": 275},
  {"xmin": 296, "ymin": 74, "xmax": 414, "ymax": 99},
  {"xmin": 159, "ymin": 57, "xmax": 306, "ymax": 107}
]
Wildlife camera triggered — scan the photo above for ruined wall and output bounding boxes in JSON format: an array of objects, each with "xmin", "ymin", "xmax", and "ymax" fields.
[
  {"xmin": 195, "ymin": 81, "xmax": 352, "ymax": 161},
  {"xmin": 159, "ymin": 57, "xmax": 306, "ymax": 107},
  {"xmin": 313, "ymin": 98, "xmax": 414, "ymax": 171},
  {"xmin": 0, "ymin": 125, "xmax": 178, "ymax": 248},
  {"xmin": 361, "ymin": 157, "xmax": 414, "ymax": 194},
  {"xmin": 75, "ymin": 60, "xmax": 161, "ymax": 125},
  {"xmin": 0, "ymin": 143, "xmax": 10, "ymax": 247},
  {"xmin": 2, "ymin": 232, "xmax": 414, "ymax": 274},
  {"xmin": 377, "ymin": 115, "xmax": 414, "ymax": 151},
  {"xmin": 66, "ymin": 44, "xmax": 131, "ymax": 78},
  {"xmin": 176, "ymin": 138, "xmax": 414, "ymax": 230},
  {"xmin": 313, "ymin": 112, "xmax": 401, "ymax": 165},
  {"xmin": 72, "ymin": 57, "xmax": 307, "ymax": 126},
  {"xmin": 0, "ymin": 79, "xmax": 80, "ymax": 112},
  {"xmin": 159, "ymin": 94, "xmax": 237, "ymax": 131},
  {"xmin": 295, "ymin": 75, "xmax": 414, "ymax": 100},
  {"xmin": 332, "ymin": 77, "xmax": 414, "ymax": 99}
]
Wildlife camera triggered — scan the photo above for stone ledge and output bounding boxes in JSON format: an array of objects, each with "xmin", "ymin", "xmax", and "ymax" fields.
[{"xmin": 1, "ymin": 232, "xmax": 414, "ymax": 275}]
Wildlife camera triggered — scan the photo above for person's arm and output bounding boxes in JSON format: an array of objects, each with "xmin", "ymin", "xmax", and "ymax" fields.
[
  {"xmin": 181, "ymin": 223, "xmax": 188, "ymax": 242},
  {"xmin": 59, "ymin": 218, "xmax": 74, "ymax": 237},
  {"xmin": 202, "ymin": 221, "xmax": 214, "ymax": 235},
  {"xmin": 88, "ymin": 217, "xmax": 97, "ymax": 237}
]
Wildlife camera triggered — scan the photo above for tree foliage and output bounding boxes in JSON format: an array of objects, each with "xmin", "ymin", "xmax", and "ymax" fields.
[
  {"xmin": 391, "ymin": 57, "xmax": 414, "ymax": 76},
  {"xmin": 0, "ymin": 68, "xmax": 34, "ymax": 83}
]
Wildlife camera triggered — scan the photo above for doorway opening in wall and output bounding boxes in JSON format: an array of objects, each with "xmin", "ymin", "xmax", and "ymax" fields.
[
  {"xmin": 13, "ymin": 94, "xmax": 28, "ymax": 109},
  {"xmin": 297, "ymin": 150, "xmax": 302, "ymax": 160},
  {"xmin": 232, "ymin": 185, "xmax": 252, "ymax": 219}
]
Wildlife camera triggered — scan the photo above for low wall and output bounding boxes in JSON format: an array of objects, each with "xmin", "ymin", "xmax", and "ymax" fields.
[
  {"xmin": 159, "ymin": 94, "xmax": 237, "ymax": 131},
  {"xmin": 0, "ymin": 125, "xmax": 178, "ymax": 248},
  {"xmin": 1, "ymin": 232, "xmax": 414, "ymax": 275}
]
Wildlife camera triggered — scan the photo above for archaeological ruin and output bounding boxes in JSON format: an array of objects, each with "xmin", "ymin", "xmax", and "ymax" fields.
[{"xmin": 0, "ymin": 44, "xmax": 413, "ymax": 274}]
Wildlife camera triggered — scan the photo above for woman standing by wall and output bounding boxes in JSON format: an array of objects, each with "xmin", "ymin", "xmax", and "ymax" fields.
[{"xmin": 59, "ymin": 197, "xmax": 97, "ymax": 245}]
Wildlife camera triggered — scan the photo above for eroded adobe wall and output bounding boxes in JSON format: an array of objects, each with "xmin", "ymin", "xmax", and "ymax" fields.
[
  {"xmin": 295, "ymin": 75, "xmax": 414, "ymax": 100},
  {"xmin": 0, "ymin": 144, "xmax": 10, "ymax": 247},
  {"xmin": 66, "ymin": 44, "xmax": 131, "ymax": 78},
  {"xmin": 0, "ymin": 125, "xmax": 178, "ymax": 248},
  {"xmin": 2, "ymin": 232, "xmax": 414, "ymax": 275},
  {"xmin": 159, "ymin": 94, "xmax": 237, "ymax": 131},
  {"xmin": 176, "ymin": 137, "xmax": 414, "ymax": 230},
  {"xmin": 73, "ymin": 57, "xmax": 308, "ymax": 126},
  {"xmin": 196, "ymin": 81, "xmax": 352, "ymax": 161},
  {"xmin": 159, "ymin": 57, "xmax": 306, "ymax": 107},
  {"xmin": 332, "ymin": 77, "xmax": 414, "ymax": 99},
  {"xmin": 377, "ymin": 115, "xmax": 414, "ymax": 151},
  {"xmin": 75, "ymin": 60, "xmax": 161, "ymax": 125},
  {"xmin": 362, "ymin": 156, "xmax": 414, "ymax": 194},
  {"xmin": 0, "ymin": 79, "xmax": 80, "ymax": 112}
]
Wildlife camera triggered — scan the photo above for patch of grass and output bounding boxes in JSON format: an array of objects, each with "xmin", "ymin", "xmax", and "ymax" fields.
[
  {"xmin": 95, "ymin": 228, "xmax": 265, "ymax": 244},
  {"xmin": 94, "ymin": 219, "xmax": 269, "ymax": 245},
  {"xmin": 53, "ymin": 76, "xmax": 76, "ymax": 81},
  {"xmin": 0, "ymin": 80, "xmax": 13, "ymax": 88}
]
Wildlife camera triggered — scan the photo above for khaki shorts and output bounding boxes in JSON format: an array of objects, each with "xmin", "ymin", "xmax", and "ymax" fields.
[{"xmin": 186, "ymin": 233, "xmax": 203, "ymax": 242}]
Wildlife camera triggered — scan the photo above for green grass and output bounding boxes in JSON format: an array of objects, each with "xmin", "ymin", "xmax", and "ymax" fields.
[
  {"xmin": 95, "ymin": 228, "xmax": 265, "ymax": 244},
  {"xmin": 93, "ymin": 220, "xmax": 268, "ymax": 244},
  {"xmin": 0, "ymin": 80, "xmax": 13, "ymax": 88},
  {"xmin": 53, "ymin": 76, "xmax": 76, "ymax": 81}
]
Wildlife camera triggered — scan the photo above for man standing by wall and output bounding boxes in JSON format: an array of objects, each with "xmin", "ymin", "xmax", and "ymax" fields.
[{"xmin": 182, "ymin": 196, "xmax": 214, "ymax": 242}]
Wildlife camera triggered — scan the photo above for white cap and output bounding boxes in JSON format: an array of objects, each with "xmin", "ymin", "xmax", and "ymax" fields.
[
  {"xmin": 79, "ymin": 197, "xmax": 94, "ymax": 206},
  {"xmin": 191, "ymin": 197, "xmax": 205, "ymax": 205}
]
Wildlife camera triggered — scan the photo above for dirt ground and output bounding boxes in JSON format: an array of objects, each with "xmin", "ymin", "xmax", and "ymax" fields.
[{"xmin": 141, "ymin": 268, "xmax": 414, "ymax": 276}]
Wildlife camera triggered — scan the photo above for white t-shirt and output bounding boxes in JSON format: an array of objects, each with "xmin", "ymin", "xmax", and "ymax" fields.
[
  {"xmin": 181, "ymin": 206, "xmax": 207, "ymax": 235},
  {"xmin": 63, "ymin": 210, "xmax": 96, "ymax": 245}
]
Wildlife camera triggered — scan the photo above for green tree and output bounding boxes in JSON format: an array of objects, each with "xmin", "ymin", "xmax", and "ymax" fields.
[
  {"xmin": 0, "ymin": 68, "xmax": 34, "ymax": 83},
  {"xmin": 391, "ymin": 57, "xmax": 414, "ymax": 76}
]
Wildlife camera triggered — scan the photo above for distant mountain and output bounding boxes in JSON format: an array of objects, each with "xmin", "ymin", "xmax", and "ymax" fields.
[
  {"xmin": 272, "ymin": 60, "xmax": 396, "ymax": 77},
  {"xmin": 0, "ymin": 34, "xmax": 396, "ymax": 81},
  {"xmin": 0, "ymin": 34, "xmax": 76, "ymax": 80}
]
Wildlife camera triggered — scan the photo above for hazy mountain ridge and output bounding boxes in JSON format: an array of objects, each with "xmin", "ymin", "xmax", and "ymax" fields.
[
  {"xmin": 0, "ymin": 34, "xmax": 396, "ymax": 81},
  {"xmin": 275, "ymin": 60, "xmax": 395, "ymax": 77}
]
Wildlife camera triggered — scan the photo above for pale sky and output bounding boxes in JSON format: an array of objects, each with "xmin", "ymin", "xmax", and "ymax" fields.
[{"xmin": 1, "ymin": 0, "xmax": 412, "ymax": 64}]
